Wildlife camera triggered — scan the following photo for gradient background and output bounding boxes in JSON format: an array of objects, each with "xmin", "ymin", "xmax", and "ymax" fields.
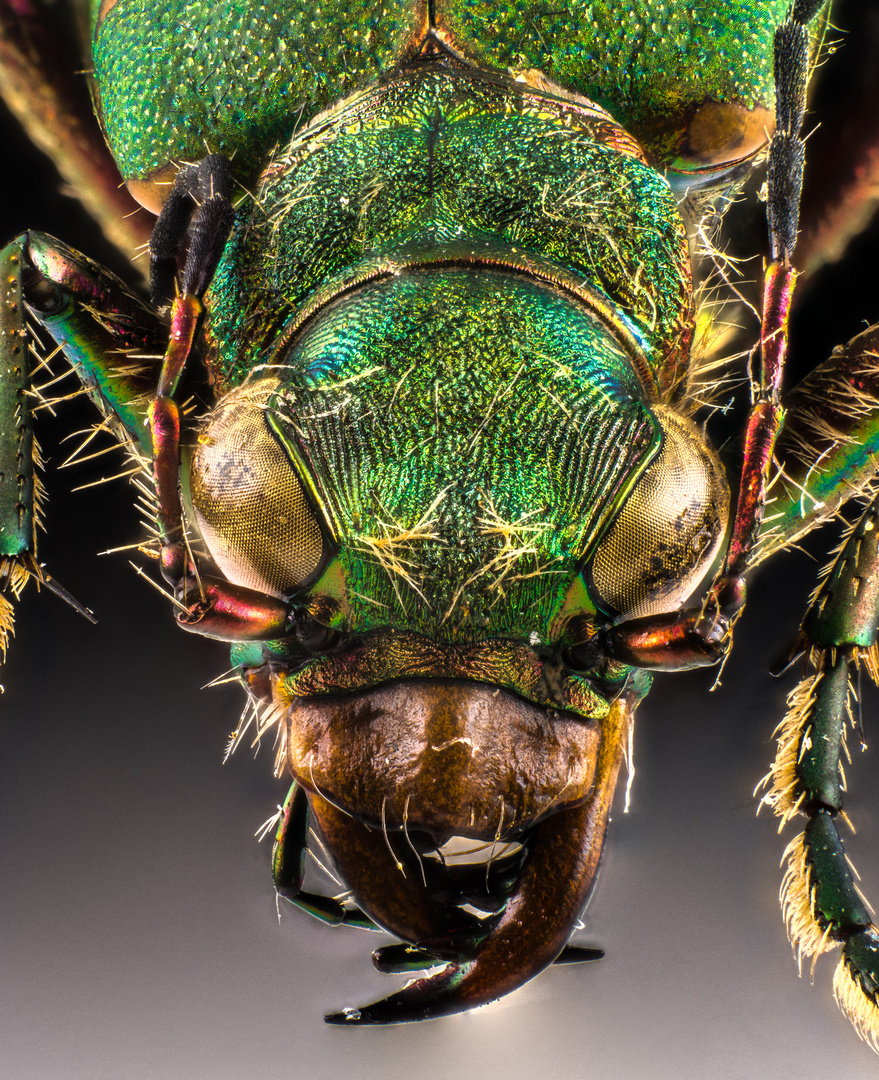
[{"xmin": 4, "ymin": 4, "xmax": 879, "ymax": 1076}]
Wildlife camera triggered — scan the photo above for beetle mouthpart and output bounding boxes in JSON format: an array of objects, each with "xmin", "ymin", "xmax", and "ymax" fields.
[
  {"xmin": 285, "ymin": 679, "xmax": 603, "ymax": 842},
  {"xmin": 315, "ymin": 696, "xmax": 632, "ymax": 1024}
]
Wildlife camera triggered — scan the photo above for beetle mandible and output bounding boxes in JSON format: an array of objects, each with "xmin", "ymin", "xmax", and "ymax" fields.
[{"xmin": 3, "ymin": 0, "xmax": 879, "ymax": 1049}]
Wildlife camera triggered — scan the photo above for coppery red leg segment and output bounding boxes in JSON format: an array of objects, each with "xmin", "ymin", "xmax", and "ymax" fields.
[{"xmin": 725, "ymin": 261, "xmax": 796, "ymax": 577}]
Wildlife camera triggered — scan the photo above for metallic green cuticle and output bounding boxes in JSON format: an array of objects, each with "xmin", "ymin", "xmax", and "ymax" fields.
[
  {"xmin": 207, "ymin": 72, "xmax": 691, "ymax": 389},
  {"xmin": 264, "ymin": 270, "xmax": 659, "ymax": 642}
]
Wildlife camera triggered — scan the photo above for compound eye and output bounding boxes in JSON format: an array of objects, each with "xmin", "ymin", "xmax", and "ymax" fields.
[
  {"xmin": 678, "ymin": 102, "xmax": 773, "ymax": 169},
  {"xmin": 587, "ymin": 407, "xmax": 729, "ymax": 619},
  {"xmin": 661, "ymin": 102, "xmax": 774, "ymax": 192},
  {"xmin": 189, "ymin": 379, "xmax": 328, "ymax": 598}
]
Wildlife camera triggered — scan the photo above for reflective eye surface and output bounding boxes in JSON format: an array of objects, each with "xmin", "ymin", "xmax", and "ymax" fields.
[
  {"xmin": 664, "ymin": 102, "xmax": 775, "ymax": 192},
  {"xmin": 587, "ymin": 406, "xmax": 729, "ymax": 619},
  {"xmin": 190, "ymin": 379, "xmax": 327, "ymax": 598}
]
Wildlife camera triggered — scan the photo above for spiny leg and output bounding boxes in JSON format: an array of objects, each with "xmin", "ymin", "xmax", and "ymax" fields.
[
  {"xmin": 762, "ymin": 495, "xmax": 879, "ymax": 1049},
  {"xmin": 753, "ymin": 13, "xmax": 879, "ymax": 1034},
  {"xmin": 0, "ymin": 231, "xmax": 168, "ymax": 651}
]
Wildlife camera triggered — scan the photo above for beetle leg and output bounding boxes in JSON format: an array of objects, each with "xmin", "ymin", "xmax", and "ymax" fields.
[
  {"xmin": 0, "ymin": 231, "xmax": 164, "ymax": 442},
  {"xmin": 0, "ymin": 231, "xmax": 167, "ymax": 648},
  {"xmin": 0, "ymin": 231, "xmax": 272, "ymax": 653},
  {"xmin": 761, "ymin": 494, "xmax": 879, "ymax": 1049},
  {"xmin": 0, "ymin": 240, "xmax": 39, "ymax": 603}
]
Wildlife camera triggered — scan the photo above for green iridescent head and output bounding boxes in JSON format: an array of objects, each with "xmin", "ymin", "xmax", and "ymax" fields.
[{"xmin": 190, "ymin": 268, "xmax": 728, "ymax": 671}]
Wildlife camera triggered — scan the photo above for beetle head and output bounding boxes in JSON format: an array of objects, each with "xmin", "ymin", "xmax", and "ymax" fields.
[{"xmin": 180, "ymin": 262, "xmax": 732, "ymax": 1018}]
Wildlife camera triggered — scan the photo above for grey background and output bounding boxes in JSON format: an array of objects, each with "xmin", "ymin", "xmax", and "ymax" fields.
[{"xmin": 4, "ymin": 3, "xmax": 879, "ymax": 1076}]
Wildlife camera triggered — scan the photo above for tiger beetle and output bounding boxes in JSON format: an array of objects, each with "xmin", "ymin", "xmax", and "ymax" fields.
[{"xmin": 3, "ymin": 0, "xmax": 879, "ymax": 1042}]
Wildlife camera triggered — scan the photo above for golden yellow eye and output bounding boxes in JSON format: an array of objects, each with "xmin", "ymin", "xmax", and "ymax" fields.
[
  {"xmin": 587, "ymin": 407, "xmax": 729, "ymax": 619},
  {"xmin": 189, "ymin": 378, "xmax": 327, "ymax": 598},
  {"xmin": 672, "ymin": 102, "xmax": 774, "ymax": 174}
]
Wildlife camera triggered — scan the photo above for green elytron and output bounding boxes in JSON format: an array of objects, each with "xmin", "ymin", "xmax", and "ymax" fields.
[{"xmin": 3, "ymin": 0, "xmax": 879, "ymax": 1038}]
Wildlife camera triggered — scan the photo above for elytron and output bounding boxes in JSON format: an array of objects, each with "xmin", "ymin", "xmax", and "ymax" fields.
[{"xmin": 3, "ymin": 0, "xmax": 879, "ymax": 1043}]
